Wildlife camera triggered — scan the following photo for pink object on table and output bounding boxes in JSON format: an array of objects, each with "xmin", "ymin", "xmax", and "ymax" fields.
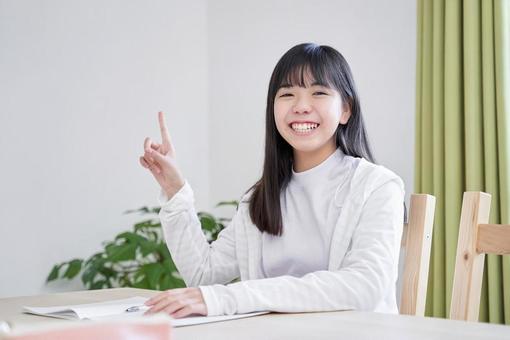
[{"xmin": 6, "ymin": 317, "xmax": 172, "ymax": 340}]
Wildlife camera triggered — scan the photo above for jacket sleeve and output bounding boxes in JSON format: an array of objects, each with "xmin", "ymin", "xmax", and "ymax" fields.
[
  {"xmin": 199, "ymin": 178, "xmax": 404, "ymax": 316},
  {"xmin": 158, "ymin": 180, "xmax": 241, "ymax": 287}
]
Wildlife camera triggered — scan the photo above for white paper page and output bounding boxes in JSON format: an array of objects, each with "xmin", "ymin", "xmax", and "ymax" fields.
[
  {"xmin": 24, "ymin": 296, "xmax": 269, "ymax": 326},
  {"xmin": 90, "ymin": 310, "xmax": 269, "ymax": 327},
  {"xmin": 168, "ymin": 311, "xmax": 269, "ymax": 327},
  {"xmin": 23, "ymin": 296, "xmax": 148, "ymax": 320}
]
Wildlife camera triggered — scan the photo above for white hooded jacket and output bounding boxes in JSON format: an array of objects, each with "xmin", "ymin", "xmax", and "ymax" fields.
[{"xmin": 158, "ymin": 157, "xmax": 405, "ymax": 316}]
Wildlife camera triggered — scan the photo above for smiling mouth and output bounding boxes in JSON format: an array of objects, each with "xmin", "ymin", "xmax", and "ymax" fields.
[{"xmin": 289, "ymin": 122, "xmax": 320, "ymax": 133}]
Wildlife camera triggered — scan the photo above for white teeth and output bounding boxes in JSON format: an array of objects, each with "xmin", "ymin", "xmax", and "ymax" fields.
[{"xmin": 291, "ymin": 123, "xmax": 319, "ymax": 132}]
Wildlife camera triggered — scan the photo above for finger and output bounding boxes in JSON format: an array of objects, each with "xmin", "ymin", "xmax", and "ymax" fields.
[
  {"xmin": 162, "ymin": 299, "xmax": 188, "ymax": 315},
  {"xmin": 145, "ymin": 292, "xmax": 168, "ymax": 308},
  {"xmin": 141, "ymin": 153, "xmax": 155, "ymax": 167},
  {"xmin": 149, "ymin": 297, "xmax": 183, "ymax": 315},
  {"xmin": 171, "ymin": 306, "xmax": 194, "ymax": 319},
  {"xmin": 141, "ymin": 156, "xmax": 161, "ymax": 174},
  {"xmin": 144, "ymin": 138, "xmax": 156, "ymax": 161},
  {"xmin": 143, "ymin": 147, "xmax": 157, "ymax": 164},
  {"xmin": 139, "ymin": 156, "xmax": 150, "ymax": 169},
  {"xmin": 144, "ymin": 137, "xmax": 152, "ymax": 152},
  {"xmin": 151, "ymin": 143, "xmax": 161, "ymax": 151},
  {"xmin": 145, "ymin": 289, "xmax": 184, "ymax": 306},
  {"xmin": 145, "ymin": 148, "xmax": 168, "ymax": 166},
  {"xmin": 149, "ymin": 159, "xmax": 161, "ymax": 174},
  {"xmin": 158, "ymin": 111, "xmax": 174, "ymax": 152}
]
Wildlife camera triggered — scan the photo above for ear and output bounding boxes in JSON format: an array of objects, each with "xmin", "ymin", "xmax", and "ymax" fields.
[{"xmin": 339, "ymin": 103, "xmax": 352, "ymax": 125}]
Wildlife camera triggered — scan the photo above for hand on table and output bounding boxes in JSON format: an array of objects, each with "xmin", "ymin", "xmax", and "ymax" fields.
[{"xmin": 144, "ymin": 287, "xmax": 207, "ymax": 318}]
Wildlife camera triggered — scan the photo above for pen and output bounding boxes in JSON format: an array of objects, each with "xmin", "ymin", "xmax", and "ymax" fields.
[{"xmin": 125, "ymin": 305, "xmax": 149, "ymax": 313}]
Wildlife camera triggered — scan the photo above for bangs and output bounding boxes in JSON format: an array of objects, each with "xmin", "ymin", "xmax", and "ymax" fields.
[{"xmin": 274, "ymin": 48, "xmax": 336, "ymax": 90}]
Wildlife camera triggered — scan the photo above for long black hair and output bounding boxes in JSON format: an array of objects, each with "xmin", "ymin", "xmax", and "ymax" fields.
[{"xmin": 248, "ymin": 43, "xmax": 375, "ymax": 236}]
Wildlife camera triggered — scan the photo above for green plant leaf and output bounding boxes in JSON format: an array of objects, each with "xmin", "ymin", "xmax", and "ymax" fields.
[
  {"xmin": 132, "ymin": 270, "xmax": 150, "ymax": 289},
  {"xmin": 46, "ymin": 264, "xmax": 60, "ymax": 282},
  {"xmin": 159, "ymin": 272, "xmax": 185, "ymax": 290},
  {"xmin": 139, "ymin": 239, "xmax": 158, "ymax": 256},
  {"xmin": 124, "ymin": 206, "xmax": 161, "ymax": 215},
  {"xmin": 119, "ymin": 275, "xmax": 133, "ymax": 287},
  {"xmin": 215, "ymin": 200, "xmax": 239, "ymax": 208},
  {"xmin": 124, "ymin": 207, "xmax": 150, "ymax": 214},
  {"xmin": 85, "ymin": 253, "xmax": 104, "ymax": 266},
  {"xmin": 142, "ymin": 263, "xmax": 164, "ymax": 289},
  {"xmin": 90, "ymin": 280, "xmax": 108, "ymax": 290},
  {"xmin": 199, "ymin": 214, "xmax": 217, "ymax": 231},
  {"xmin": 116, "ymin": 231, "xmax": 147, "ymax": 245},
  {"xmin": 157, "ymin": 243, "xmax": 171, "ymax": 261},
  {"xmin": 98, "ymin": 266, "xmax": 117, "ymax": 279},
  {"xmin": 132, "ymin": 279, "xmax": 150, "ymax": 289},
  {"xmin": 81, "ymin": 254, "xmax": 107, "ymax": 285},
  {"xmin": 133, "ymin": 221, "xmax": 150, "ymax": 232},
  {"xmin": 162, "ymin": 258, "xmax": 177, "ymax": 273},
  {"xmin": 198, "ymin": 212, "xmax": 215, "ymax": 219},
  {"xmin": 82, "ymin": 267, "xmax": 97, "ymax": 285},
  {"xmin": 106, "ymin": 243, "xmax": 137, "ymax": 262},
  {"xmin": 133, "ymin": 219, "xmax": 160, "ymax": 232},
  {"xmin": 63, "ymin": 259, "xmax": 83, "ymax": 279},
  {"xmin": 160, "ymin": 273, "xmax": 173, "ymax": 290},
  {"xmin": 146, "ymin": 230, "xmax": 160, "ymax": 242}
]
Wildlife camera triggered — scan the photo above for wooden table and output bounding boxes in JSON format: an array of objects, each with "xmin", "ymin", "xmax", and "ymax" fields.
[{"xmin": 1, "ymin": 288, "xmax": 509, "ymax": 339}]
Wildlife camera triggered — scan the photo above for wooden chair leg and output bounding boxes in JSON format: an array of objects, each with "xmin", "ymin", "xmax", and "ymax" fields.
[
  {"xmin": 449, "ymin": 192, "xmax": 491, "ymax": 321},
  {"xmin": 400, "ymin": 194, "xmax": 435, "ymax": 316}
]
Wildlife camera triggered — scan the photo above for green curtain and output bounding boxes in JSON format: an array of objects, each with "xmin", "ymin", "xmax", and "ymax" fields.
[{"xmin": 415, "ymin": 0, "xmax": 510, "ymax": 324}]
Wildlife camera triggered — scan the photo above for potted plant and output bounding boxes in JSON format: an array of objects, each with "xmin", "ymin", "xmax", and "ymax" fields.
[{"xmin": 46, "ymin": 201, "xmax": 238, "ymax": 290}]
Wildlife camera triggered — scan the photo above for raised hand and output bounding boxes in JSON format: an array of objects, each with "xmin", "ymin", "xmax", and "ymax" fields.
[{"xmin": 140, "ymin": 111, "xmax": 185, "ymax": 199}]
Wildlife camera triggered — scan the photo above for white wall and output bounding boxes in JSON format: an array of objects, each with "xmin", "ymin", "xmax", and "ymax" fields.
[
  {"xmin": 0, "ymin": 0, "xmax": 416, "ymax": 298},
  {"xmin": 0, "ymin": 0, "xmax": 209, "ymax": 297},
  {"xmin": 207, "ymin": 0, "xmax": 416, "ymax": 211}
]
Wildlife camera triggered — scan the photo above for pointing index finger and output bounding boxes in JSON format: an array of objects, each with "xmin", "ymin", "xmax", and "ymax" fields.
[{"xmin": 158, "ymin": 111, "xmax": 172, "ymax": 147}]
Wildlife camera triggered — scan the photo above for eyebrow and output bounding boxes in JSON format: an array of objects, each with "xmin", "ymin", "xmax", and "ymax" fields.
[{"xmin": 278, "ymin": 82, "xmax": 330, "ymax": 89}]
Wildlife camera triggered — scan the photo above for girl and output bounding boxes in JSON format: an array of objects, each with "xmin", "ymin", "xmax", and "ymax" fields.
[{"xmin": 139, "ymin": 43, "xmax": 404, "ymax": 318}]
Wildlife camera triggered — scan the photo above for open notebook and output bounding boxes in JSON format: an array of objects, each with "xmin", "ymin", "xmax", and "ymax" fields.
[{"xmin": 22, "ymin": 296, "xmax": 268, "ymax": 327}]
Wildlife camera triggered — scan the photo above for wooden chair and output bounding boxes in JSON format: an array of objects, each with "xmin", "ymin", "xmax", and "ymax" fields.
[
  {"xmin": 399, "ymin": 194, "xmax": 436, "ymax": 316},
  {"xmin": 450, "ymin": 191, "xmax": 510, "ymax": 321}
]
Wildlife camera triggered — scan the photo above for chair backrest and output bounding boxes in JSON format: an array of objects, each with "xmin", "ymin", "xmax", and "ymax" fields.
[
  {"xmin": 450, "ymin": 191, "xmax": 510, "ymax": 321},
  {"xmin": 399, "ymin": 194, "xmax": 436, "ymax": 316}
]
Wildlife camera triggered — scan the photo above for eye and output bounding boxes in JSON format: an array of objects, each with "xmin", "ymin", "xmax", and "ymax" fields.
[
  {"xmin": 278, "ymin": 93, "xmax": 293, "ymax": 98},
  {"xmin": 313, "ymin": 91, "xmax": 328, "ymax": 96}
]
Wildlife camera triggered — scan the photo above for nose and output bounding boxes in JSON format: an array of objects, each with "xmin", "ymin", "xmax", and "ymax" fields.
[{"xmin": 292, "ymin": 95, "xmax": 312, "ymax": 114}]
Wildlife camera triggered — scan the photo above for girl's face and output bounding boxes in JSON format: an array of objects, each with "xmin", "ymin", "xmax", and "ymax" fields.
[{"xmin": 273, "ymin": 75, "xmax": 351, "ymax": 154}]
